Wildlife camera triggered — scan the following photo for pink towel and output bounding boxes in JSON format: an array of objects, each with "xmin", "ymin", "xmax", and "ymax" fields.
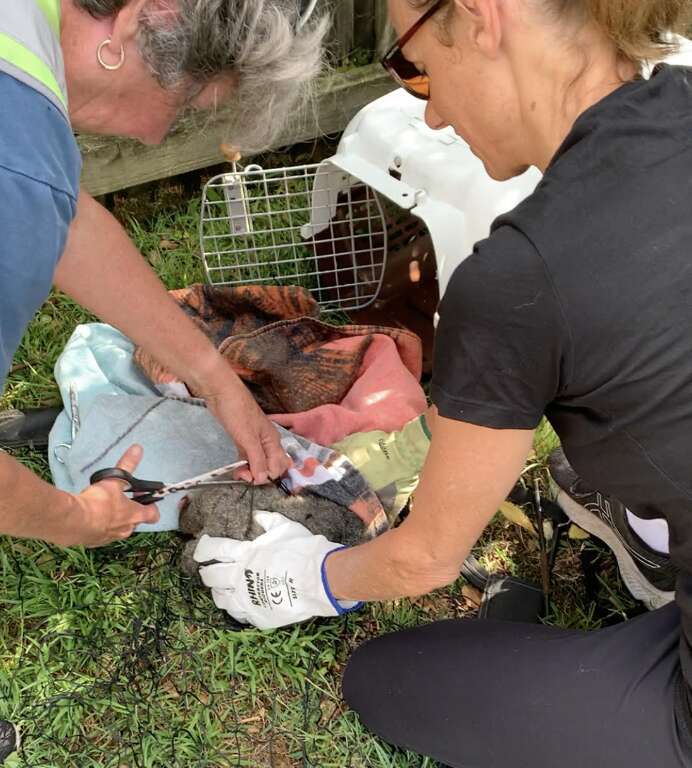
[{"xmin": 271, "ymin": 334, "xmax": 427, "ymax": 445}]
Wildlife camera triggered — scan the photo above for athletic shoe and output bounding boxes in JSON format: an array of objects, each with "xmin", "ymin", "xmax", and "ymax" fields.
[
  {"xmin": 0, "ymin": 721, "xmax": 19, "ymax": 763},
  {"xmin": 0, "ymin": 407, "xmax": 61, "ymax": 449},
  {"xmin": 548, "ymin": 448, "xmax": 676, "ymax": 610}
]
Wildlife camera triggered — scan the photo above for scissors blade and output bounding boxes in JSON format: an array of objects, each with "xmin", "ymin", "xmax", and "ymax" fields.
[{"xmin": 155, "ymin": 460, "xmax": 249, "ymax": 498}]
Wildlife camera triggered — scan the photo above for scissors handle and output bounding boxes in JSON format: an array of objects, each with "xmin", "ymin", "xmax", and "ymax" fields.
[{"xmin": 89, "ymin": 468, "xmax": 165, "ymax": 505}]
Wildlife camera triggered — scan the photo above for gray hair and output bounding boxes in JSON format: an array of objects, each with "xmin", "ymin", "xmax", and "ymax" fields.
[{"xmin": 74, "ymin": 0, "xmax": 329, "ymax": 151}]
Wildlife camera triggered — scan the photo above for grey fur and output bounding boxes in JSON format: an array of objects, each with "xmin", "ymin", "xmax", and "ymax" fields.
[
  {"xmin": 73, "ymin": 0, "xmax": 328, "ymax": 151},
  {"xmin": 179, "ymin": 483, "xmax": 365, "ymax": 577}
]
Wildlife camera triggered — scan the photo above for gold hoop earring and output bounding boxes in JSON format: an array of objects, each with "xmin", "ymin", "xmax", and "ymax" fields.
[{"xmin": 96, "ymin": 38, "xmax": 125, "ymax": 71}]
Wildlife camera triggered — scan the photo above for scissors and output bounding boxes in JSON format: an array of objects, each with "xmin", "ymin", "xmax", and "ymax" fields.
[{"xmin": 89, "ymin": 460, "xmax": 250, "ymax": 506}]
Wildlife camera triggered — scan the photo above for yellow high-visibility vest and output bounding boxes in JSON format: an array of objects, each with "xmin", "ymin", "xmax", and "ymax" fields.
[{"xmin": 0, "ymin": 0, "xmax": 68, "ymax": 116}]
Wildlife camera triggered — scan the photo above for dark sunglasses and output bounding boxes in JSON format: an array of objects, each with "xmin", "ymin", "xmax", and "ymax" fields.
[{"xmin": 381, "ymin": 0, "xmax": 445, "ymax": 100}]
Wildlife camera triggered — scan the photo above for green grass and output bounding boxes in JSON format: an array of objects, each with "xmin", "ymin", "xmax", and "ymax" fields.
[{"xmin": 0, "ymin": 176, "xmax": 633, "ymax": 767}]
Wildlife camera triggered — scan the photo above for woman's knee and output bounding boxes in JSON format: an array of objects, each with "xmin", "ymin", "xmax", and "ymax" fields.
[
  {"xmin": 342, "ymin": 637, "xmax": 382, "ymax": 722},
  {"xmin": 342, "ymin": 621, "xmax": 471, "ymax": 735}
]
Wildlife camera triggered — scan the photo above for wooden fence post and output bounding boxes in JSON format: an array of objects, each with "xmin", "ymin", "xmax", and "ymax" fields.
[
  {"xmin": 331, "ymin": 0, "xmax": 356, "ymax": 62},
  {"xmin": 353, "ymin": 0, "xmax": 374, "ymax": 53},
  {"xmin": 374, "ymin": 0, "xmax": 394, "ymax": 57},
  {"xmin": 329, "ymin": 0, "xmax": 391, "ymax": 62}
]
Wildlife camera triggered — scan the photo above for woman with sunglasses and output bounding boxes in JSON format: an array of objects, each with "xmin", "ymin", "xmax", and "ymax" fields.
[
  {"xmin": 194, "ymin": 0, "xmax": 692, "ymax": 765},
  {"xmin": 342, "ymin": 1, "xmax": 692, "ymax": 766}
]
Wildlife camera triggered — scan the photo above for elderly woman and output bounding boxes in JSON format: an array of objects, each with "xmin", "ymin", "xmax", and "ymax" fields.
[
  {"xmin": 193, "ymin": 0, "xmax": 692, "ymax": 765},
  {"xmin": 0, "ymin": 1, "xmax": 326, "ymax": 547}
]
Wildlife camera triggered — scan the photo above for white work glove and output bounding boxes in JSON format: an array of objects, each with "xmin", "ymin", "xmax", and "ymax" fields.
[{"xmin": 193, "ymin": 511, "xmax": 362, "ymax": 629}]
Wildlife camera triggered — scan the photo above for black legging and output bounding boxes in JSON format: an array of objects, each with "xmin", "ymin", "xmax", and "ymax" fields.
[{"xmin": 343, "ymin": 603, "xmax": 692, "ymax": 768}]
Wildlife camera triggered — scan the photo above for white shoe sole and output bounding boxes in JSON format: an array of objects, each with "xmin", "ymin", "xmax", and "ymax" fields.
[{"xmin": 556, "ymin": 490, "xmax": 674, "ymax": 611}]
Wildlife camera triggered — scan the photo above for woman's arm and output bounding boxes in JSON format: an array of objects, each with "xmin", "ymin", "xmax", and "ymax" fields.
[
  {"xmin": 0, "ymin": 446, "xmax": 158, "ymax": 547},
  {"xmin": 326, "ymin": 408, "xmax": 534, "ymax": 601},
  {"xmin": 53, "ymin": 190, "xmax": 289, "ymax": 483},
  {"xmin": 191, "ymin": 409, "xmax": 534, "ymax": 627}
]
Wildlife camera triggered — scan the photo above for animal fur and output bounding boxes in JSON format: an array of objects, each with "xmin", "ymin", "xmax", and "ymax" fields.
[{"xmin": 179, "ymin": 483, "xmax": 364, "ymax": 577}]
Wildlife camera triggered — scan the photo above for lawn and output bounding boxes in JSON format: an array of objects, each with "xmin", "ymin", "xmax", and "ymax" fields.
[{"xmin": 0, "ymin": 169, "xmax": 636, "ymax": 768}]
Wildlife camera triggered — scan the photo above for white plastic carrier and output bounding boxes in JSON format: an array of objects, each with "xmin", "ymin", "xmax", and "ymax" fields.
[{"xmin": 200, "ymin": 36, "xmax": 692, "ymax": 313}]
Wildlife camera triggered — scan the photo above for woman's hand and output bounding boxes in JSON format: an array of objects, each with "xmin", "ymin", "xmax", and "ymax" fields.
[
  {"xmin": 194, "ymin": 511, "xmax": 358, "ymax": 629},
  {"xmin": 55, "ymin": 192, "xmax": 290, "ymax": 486},
  {"xmin": 202, "ymin": 374, "xmax": 291, "ymax": 485},
  {"xmin": 58, "ymin": 445, "xmax": 160, "ymax": 548}
]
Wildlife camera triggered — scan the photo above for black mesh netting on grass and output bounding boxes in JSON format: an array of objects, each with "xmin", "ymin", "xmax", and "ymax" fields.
[
  {"xmin": 0, "ymin": 467, "xmax": 636, "ymax": 767},
  {"xmin": 0, "ymin": 524, "xmax": 443, "ymax": 768},
  {"xmin": 0, "ymin": 532, "xmax": 354, "ymax": 767}
]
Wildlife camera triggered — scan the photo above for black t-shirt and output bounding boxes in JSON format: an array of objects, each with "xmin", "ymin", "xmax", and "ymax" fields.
[{"xmin": 432, "ymin": 63, "xmax": 692, "ymax": 712}]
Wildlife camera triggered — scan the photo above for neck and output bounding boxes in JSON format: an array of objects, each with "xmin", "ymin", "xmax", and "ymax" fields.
[
  {"xmin": 60, "ymin": 0, "xmax": 115, "ymax": 129},
  {"xmin": 512, "ymin": 27, "xmax": 639, "ymax": 171}
]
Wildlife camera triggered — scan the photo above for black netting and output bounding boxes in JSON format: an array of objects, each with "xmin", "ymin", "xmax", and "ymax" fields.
[{"xmin": 0, "ymin": 525, "xmax": 444, "ymax": 767}]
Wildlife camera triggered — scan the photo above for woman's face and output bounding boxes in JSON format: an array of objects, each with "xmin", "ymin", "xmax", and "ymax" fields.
[
  {"xmin": 63, "ymin": 1, "xmax": 234, "ymax": 145},
  {"xmin": 387, "ymin": 0, "xmax": 530, "ymax": 180},
  {"xmin": 72, "ymin": 46, "xmax": 233, "ymax": 145},
  {"xmin": 96, "ymin": 46, "xmax": 235, "ymax": 144}
]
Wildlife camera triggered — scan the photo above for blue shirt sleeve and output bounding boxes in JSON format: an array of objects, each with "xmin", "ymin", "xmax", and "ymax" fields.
[{"xmin": 0, "ymin": 73, "xmax": 81, "ymax": 391}]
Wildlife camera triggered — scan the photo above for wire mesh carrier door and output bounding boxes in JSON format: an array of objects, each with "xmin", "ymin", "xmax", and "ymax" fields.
[{"xmin": 200, "ymin": 163, "xmax": 390, "ymax": 312}]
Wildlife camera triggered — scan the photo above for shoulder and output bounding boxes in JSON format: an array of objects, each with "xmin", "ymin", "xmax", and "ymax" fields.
[
  {"xmin": 439, "ymin": 224, "xmax": 555, "ymax": 319},
  {"xmin": 432, "ymin": 225, "xmax": 569, "ymax": 428},
  {"xmin": 0, "ymin": 73, "xmax": 81, "ymax": 201},
  {"xmin": 0, "ymin": 88, "xmax": 80, "ymax": 263}
]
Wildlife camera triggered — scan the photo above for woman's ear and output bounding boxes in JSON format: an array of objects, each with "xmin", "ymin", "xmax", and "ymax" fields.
[
  {"xmin": 110, "ymin": 0, "xmax": 151, "ymax": 49},
  {"xmin": 452, "ymin": 0, "xmax": 503, "ymax": 57}
]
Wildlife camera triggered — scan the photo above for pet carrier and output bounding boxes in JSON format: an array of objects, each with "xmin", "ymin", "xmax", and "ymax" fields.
[
  {"xmin": 200, "ymin": 160, "xmax": 389, "ymax": 313},
  {"xmin": 199, "ymin": 33, "xmax": 692, "ymax": 363},
  {"xmin": 200, "ymin": 88, "xmax": 541, "ymax": 317}
]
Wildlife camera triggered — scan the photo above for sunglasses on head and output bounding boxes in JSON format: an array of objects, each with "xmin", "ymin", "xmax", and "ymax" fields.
[{"xmin": 381, "ymin": 0, "xmax": 445, "ymax": 100}]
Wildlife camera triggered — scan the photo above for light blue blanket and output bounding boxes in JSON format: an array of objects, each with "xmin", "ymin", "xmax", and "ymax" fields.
[
  {"xmin": 49, "ymin": 324, "xmax": 239, "ymax": 531},
  {"xmin": 48, "ymin": 323, "xmax": 383, "ymax": 535}
]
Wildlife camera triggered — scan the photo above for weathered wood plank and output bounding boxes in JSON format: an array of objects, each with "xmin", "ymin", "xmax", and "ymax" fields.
[
  {"xmin": 331, "ymin": 0, "xmax": 356, "ymax": 62},
  {"xmin": 352, "ymin": 0, "xmax": 375, "ymax": 53},
  {"xmin": 78, "ymin": 64, "xmax": 395, "ymax": 196},
  {"xmin": 374, "ymin": 0, "xmax": 394, "ymax": 57}
]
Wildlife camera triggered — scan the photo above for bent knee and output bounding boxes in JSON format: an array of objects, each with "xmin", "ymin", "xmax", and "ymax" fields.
[{"xmin": 342, "ymin": 639, "xmax": 380, "ymax": 718}]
